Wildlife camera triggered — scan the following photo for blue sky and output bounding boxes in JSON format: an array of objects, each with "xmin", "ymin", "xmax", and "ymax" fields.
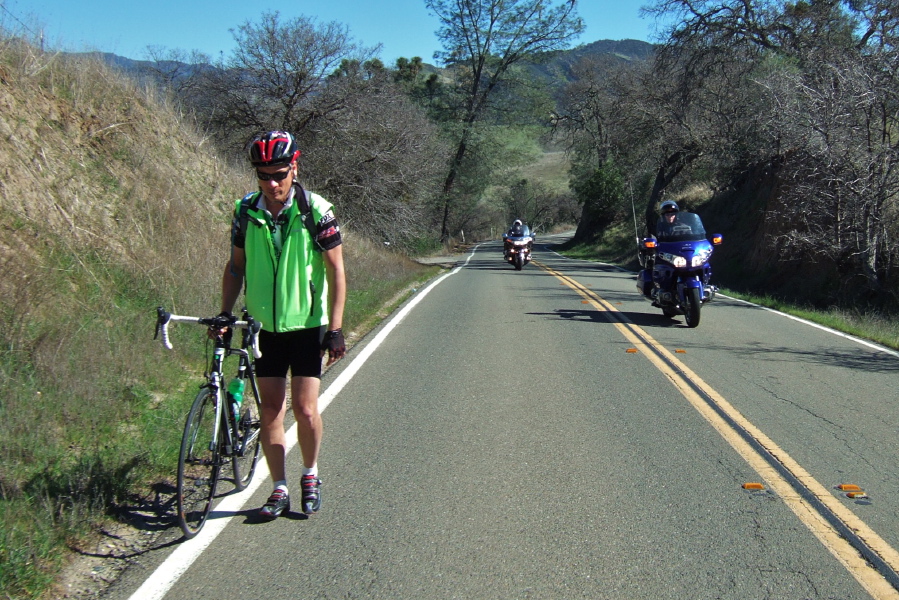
[{"xmin": 3, "ymin": 0, "xmax": 661, "ymax": 64}]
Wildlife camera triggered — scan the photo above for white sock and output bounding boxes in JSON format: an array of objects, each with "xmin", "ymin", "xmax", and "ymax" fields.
[
  {"xmin": 273, "ymin": 480, "xmax": 288, "ymax": 493},
  {"xmin": 302, "ymin": 465, "xmax": 317, "ymax": 477}
]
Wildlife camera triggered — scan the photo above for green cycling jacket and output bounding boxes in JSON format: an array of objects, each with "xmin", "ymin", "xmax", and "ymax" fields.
[{"xmin": 236, "ymin": 192, "xmax": 332, "ymax": 333}]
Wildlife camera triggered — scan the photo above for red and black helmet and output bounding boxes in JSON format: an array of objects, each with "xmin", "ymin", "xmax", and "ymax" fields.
[{"xmin": 246, "ymin": 131, "xmax": 301, "ymax": 167}]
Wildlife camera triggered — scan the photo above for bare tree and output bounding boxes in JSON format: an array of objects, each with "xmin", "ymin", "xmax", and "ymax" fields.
[
  {"xmin": 140, "ymin": 46, "xmax": 212, "ymax": 97},
  {"xmin": 300, "ymin": 68, "xmax": 449, "ymax": 247},
  {"xmin": 640, "ymin": 0, "xmax": 899, "ymax": 298},
  {"xmin": 762, "ymin": 52, "xmax": 899, "ymax": 294},
  {"xmin": 193, "ymin": 11, "xmax": 377, "ymax": 149},
  {"xmin": 553, "ymin": 50, "xmax": 711, "ymax": 237},
  {"xmin": 502, "ymin": 178, "xmax": 556, "ymax": 232},
  {"xmin": 178, "ymin": 11, "xmax": 447, "ymax": 247},
  {"xmin": 426, "ymin": 0, "xmax": 584, "ymax": 240},
  {"xmin": 553, "ymin": 56, "xmax": 657, "ymax": 239}
]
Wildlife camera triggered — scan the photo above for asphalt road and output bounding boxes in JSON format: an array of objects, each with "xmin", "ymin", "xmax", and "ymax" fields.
[{"xmin": 108, "ymin": 235, "xmax": 899, "ymax": 600}]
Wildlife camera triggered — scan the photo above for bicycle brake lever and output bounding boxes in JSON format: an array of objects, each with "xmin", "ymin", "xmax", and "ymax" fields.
[
  {"xmin": 251, "ymin": 333, "xmax": 262, "ymax": 360},
  {"xmin": 155, "ymin": 307, "xmax": 174, "ymax": 350},
  {"xmin": 249, "ymin": 319, "xmax": 263, "ymax": 359},
  {"xmin": 154, "ymin": 307, "xmax": 169, "ymax": 340}
]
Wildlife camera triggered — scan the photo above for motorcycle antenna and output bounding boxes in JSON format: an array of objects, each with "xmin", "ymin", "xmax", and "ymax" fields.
[{"xmin": 628, "ymin": 181, "xmax": 642, "ymax": 264}]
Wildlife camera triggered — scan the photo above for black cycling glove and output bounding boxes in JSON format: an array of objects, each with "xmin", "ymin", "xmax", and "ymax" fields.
[{"xmin": 321, "ymin": 328, "xmax": 346, "ymax": 362}]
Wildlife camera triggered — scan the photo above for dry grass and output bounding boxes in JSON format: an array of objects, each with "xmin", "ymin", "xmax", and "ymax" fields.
[
  {"xmin": 669, "ymin": 183, "xmax": 715, "ymax": 209},
  {"xmin": 0, "ymin": 39, "xmax": 248, "ymax": 599},
  {"xmin": 513, "ymin": 149, "xmax": 571, "ymax": 194},
  {"xmin": 342, "ymin": 232, "xmax": 440, "ymax": 341}
]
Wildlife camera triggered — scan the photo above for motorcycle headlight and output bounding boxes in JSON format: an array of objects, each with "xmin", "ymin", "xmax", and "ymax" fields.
[
  {"xmin": 691, "ymin": 248, "xmax": 712, "ymax": 267},
  {"xmin": 659, "ymin": 252, "xmax": 686, "ymax": 268}
]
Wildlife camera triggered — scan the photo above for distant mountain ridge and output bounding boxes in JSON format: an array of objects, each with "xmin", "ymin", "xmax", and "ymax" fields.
[
  {"xmin": 84, "ymin": 38, "xmax": 655, "ymax": 83},
  {"xmin": 525, "ymin": 38, "xmax": 655, "ymax": 82},
  {"xmin": 567, "ymin": 39, "xmax": 655, "ymax": 62},
  {"xmin": 76, "ymin": 52, "xmax": 158, "ymax": 73}
]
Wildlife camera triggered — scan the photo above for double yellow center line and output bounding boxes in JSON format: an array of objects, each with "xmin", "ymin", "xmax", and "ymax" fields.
[{"xmin": 538, "ymin": 261, "xmax": 899, "ymax": 599}]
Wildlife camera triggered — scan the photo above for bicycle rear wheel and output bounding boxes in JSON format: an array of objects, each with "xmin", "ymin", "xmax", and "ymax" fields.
[
  {"xmin": 233, "ymin": 374, "xmax": 262, "ymax": 490},
  {"xmin": 177, "ymin": 387, "xmax": 221, "ymax": 538}
]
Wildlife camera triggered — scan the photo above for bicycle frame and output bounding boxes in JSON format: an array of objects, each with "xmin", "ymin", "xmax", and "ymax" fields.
[
  {"xmin": 154, "ymin": 307, "xmax": 263, "ymax": 538},
  {"xmin": 157, "ymin": 308, "xmax": 261, "ymax": 450},
  {"xmin": 208, "ymin": 344, "xmax": 234, "ymax": 456},
  {"xmin": 217, "ymin": 330, "xmax": 262, "ymax": 458}
]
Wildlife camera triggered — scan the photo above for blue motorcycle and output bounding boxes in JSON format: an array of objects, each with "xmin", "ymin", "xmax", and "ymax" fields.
[{"xmin": 636, "ymin": 212, "xmax": 722, "ymax": 328}]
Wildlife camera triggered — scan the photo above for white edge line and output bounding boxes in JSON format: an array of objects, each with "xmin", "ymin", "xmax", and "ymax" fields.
[
  {"xmin": 127, "ymin": 248, "xmax": 478, "ymax": 600},
  {"xmin": 723, "ymin": 295, "xmax": 899, "ymax": 358}
]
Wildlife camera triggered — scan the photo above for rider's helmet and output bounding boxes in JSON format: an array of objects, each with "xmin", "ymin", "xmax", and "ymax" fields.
[
  {"xmin": 660, "ymin": 200, "xmax": 679, "ymax": 215},
  {"xmin": 246, "ymin": 130, "xmax": 301, "ymax": 167},
  {"xmin": 513, "ymin": 219, "xmax": 523, "ymax": 227}
]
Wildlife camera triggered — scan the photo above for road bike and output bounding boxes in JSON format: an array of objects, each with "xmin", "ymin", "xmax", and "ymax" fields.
[{"xmin": 154, "ymin": 307, "xmax": 263, "ymax": 538}]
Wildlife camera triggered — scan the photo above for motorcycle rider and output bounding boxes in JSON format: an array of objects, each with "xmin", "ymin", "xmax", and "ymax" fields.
[
  {"xmin": 639, "ymin": 201, "xmax": 680, "ymax": 297},
  {"xmin": 656, "ymin": 200, "xmax": 696, "ymax": 238},
  {"xmin": 659, "ymin": 200, "xmax": 678, "ymax": 225}
]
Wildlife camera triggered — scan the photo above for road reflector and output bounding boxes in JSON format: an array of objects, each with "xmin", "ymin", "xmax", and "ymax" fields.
[
  {"xmin": 675, "ymin": 349, "xmax": 686, "ymax": 353},
  {"xmin": 847, "ymin": 491, "xmax": 869, "ymax": 499},
  {"xmin": 582, "ymin": 300, "xmax": 590, "ymax": 304},
  {"xmin": 837, "ymin": 484, "xmax": 862, "ymax": 492},
  {"xmin": 626, "ymin": 348, "xmax": 638, "ymax": 353},
  {"xmin": 743, "ymin": 482, "xmax": 765, "ymax": 490}
]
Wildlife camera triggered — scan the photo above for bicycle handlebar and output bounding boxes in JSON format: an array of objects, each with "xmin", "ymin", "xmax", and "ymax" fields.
[{"xmin": 154, "ymin": 307, "xmax": 262, "ymax": 359}]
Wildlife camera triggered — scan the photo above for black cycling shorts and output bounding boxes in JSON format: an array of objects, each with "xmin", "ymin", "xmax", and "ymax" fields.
[{"xmin": 255, "ymin": 327, "xmax": 325, "ymax": 379}]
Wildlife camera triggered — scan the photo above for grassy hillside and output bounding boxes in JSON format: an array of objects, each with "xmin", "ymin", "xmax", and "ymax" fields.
[
  {"xmin": 0, "ymin": 38, "xmax": 437, "ymax": 599},
  {"xmin": 521, "ymin": 150, "xmax": 570, "ymax": 194}
]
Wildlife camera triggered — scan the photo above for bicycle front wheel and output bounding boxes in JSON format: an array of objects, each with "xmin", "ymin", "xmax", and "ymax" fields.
[
  {"xmin": 232, "ymin": 375, "xmax": 262, "ymax": 490},
  {"xmin": 177, "ymin": 387, "xmax": 221, "ymax": 538}
]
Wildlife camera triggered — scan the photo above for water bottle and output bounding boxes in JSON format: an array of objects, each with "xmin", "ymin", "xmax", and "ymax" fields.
[{"xmin": 228, "ymin": 377, "xmax": 245, "ymax": 422}]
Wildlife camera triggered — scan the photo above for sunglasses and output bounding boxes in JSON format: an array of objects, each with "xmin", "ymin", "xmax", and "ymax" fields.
[{"xmin": 256, "ymin": 168, "xmax": 292, "ymax": 182}]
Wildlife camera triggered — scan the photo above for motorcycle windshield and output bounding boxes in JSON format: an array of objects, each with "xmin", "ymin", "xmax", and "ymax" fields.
[{"xmin": 656, "ymin": 212, "xmax": 707, "ymax": 242}]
